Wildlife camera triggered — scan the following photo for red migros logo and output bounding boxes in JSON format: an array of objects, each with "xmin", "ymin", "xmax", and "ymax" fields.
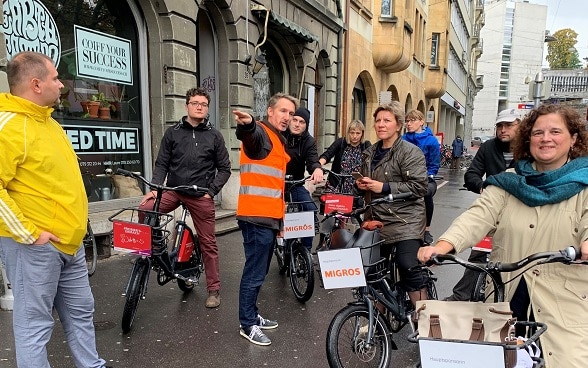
[{"xmin": 324, "ymin": 268, "xmax": 362, "ymax": 278}]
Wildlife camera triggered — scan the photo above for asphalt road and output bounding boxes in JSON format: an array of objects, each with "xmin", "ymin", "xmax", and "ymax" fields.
[{"xmin": 0, "ymin": 168, "xmax": 479, "ymax": 368}]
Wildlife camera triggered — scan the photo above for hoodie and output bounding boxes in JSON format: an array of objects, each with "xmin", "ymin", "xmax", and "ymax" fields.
[{"xmin": 402, "ymin": 126, "xmax": 441, "ymax": 176}]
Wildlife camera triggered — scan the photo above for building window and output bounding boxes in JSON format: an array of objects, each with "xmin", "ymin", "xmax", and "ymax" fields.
[
  {"xmin": 431, "ymin": 33, "xmax": 440, "ymax": 67},
  {"xmin": 3, "ymin": 0, "xmax": 144, "ymax": 202},
  {"xmin": 352, "ymin": 78, "xmax": 367, "ymax": 124},
  {"xmin": 381, "ymin": 0, "xmax": 392, "ymax": 17}
]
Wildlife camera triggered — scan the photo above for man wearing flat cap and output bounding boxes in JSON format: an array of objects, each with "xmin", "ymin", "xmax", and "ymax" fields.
[
  {"xmin": 282, "ymin": 107, "xmax": 323, "ymax": 251},
  {"xmin": 446, "ymin": 108, "xmax": 521, "ymax": 301}
]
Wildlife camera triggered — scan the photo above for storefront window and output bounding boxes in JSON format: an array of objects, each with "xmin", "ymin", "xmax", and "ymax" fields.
[{"xmin": 2, "ymin": 0, "xmax": 143, "ymax": 202}]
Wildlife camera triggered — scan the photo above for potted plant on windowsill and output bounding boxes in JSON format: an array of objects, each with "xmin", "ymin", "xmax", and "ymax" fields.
[
  {"xmin": 109, "ymin": 85, "xmax": 137, "ymax": 121},
  {"xmin": 93, "ymin": 92, "xmax": 112, "ymax": 120}
]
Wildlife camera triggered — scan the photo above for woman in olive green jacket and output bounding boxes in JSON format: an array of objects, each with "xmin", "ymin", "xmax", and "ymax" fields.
[{"xmin": 357, "ymin": 101, "xmax": 428, "ymax": 307}]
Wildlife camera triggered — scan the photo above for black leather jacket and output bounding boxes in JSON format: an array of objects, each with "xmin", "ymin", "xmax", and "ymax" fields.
[
  {"xmin": 152, "ymin": 117, "xmax": 231, "ymax": 198},
  {"xmin": 464, "ymin": 137, "xmax": 514, "ymax": 194}
]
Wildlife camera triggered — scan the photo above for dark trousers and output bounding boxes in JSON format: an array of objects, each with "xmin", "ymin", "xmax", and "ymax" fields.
[
  {"xmin": 381, "ymin": 239, "xmax": 427, "ymax": 292},
  {"xmin": 425, "ymin": 178, "xmax": 437, "ymax": 227},
  {"xmin": 237, "ymin": 221, "xmax": 276, "ymax": 328},
  {"xmin": 447, "ymin": 249, "xmax": 487, "ymax": 301}
]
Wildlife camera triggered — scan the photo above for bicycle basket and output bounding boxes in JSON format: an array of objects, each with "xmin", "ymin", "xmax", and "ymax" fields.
[
  {"xmin": 109, "ymin": 208, "xmax": 174, "ymax": 256},
  {"xmin": 346, "ymin": 227, "xmax": 386, "ymax": 279}
]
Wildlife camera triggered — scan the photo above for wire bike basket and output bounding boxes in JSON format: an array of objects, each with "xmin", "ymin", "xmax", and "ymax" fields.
[{"xmin": 109, "ymin": 208, "xmax": 174, "ymax": 256}]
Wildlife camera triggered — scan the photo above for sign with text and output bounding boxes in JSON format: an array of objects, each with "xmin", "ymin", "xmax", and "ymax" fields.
[
  {"xmin": 112, "ymin": 221, "xmax": 151, "ymax": 255},
  {"xmin": 419, "ymin": 339, "xmax": 505, "ymax": 368},
  {"xmin": 323, "ymin": 194, "xmax": 354, "ymax": 215},
  {"xmin": 318, "ymin": 248, "xmax": 366, "ymax": 289},
  {"xmin": 283, "ymin": 211, "xmax": 315, "ymax": 239},
  {"xmin": 63, "ymin": 124, "xmax": 139, "ymax": 155},
  {"xmin": 74, "ymin": 25, "xmax": 133, "ymax": 84}
]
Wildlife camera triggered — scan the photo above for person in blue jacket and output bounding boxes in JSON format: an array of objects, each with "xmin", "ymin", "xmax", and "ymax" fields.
[
  {"xmin": 451, "ymin": 135, "xmax": 464, "ymax": 169},
  {"xmin": 403, "ymin": 110, "xmax": 440, "ymax": 244}
]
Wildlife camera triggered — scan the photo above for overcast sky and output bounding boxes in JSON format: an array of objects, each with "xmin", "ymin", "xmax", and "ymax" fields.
[{"xmin": 535, "ymin": 0, "xmax": 588, "ymax": 67}]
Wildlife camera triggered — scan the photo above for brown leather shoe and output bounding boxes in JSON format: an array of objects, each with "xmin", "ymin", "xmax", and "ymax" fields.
[{"xmin": 205, "ymin": 290, "xmax": 220, "ymax": 308}]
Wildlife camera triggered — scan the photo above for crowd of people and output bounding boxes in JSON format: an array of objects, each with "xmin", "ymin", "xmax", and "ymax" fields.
[{"xmin": 1, "ymin": 51, "xmax": 586, "ymax": 367}]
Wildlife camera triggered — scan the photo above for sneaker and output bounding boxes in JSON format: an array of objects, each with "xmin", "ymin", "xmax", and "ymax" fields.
[
  {"xmin": 257, "ymin": 314, "xmax": 278, "ymax": 330},
  {"xmin": 205, "ymin": 290, "xmax": 220, "ymax": 308},
  {"xmin": 424, "ymin": 231, "xmax": 434, "ymax": 245},
  {"xmin": 240, "ymin": 325, "xmax": 271, "ymax": 346}
]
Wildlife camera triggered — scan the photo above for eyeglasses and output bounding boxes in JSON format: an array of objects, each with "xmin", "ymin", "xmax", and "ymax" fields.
[
  {"xmin": 495, "ymin": 121, "xmax": 518, "ymax": 129},
  {"xmin": 188, "ymin": 101, "xmax": 209, "ymax": 108},
  {"xmin": 406, "ymin": 118, "xmax": 421, "ymax": 123}
]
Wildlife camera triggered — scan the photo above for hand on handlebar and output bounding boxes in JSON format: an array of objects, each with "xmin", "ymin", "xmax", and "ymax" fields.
[{"xmin": 418, "ymin": 240, "xmax": 455, "ymax": 263}]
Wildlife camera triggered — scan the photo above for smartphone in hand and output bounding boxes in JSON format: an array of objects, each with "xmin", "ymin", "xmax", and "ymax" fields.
[{"xmin": 351, "ymin": 172, "xmax": 364, "ymax": 180}]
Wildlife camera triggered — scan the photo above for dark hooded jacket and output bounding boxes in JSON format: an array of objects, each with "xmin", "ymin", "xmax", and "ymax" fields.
[
  {"xmin": 152, "ymin": 116, "xmax": 231, "ymax": 198},
  {"xmin": 282, "ymin": 127, "xmax": 321, "ymax": 180}
]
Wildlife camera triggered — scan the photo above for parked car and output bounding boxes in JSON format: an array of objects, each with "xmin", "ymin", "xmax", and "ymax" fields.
[{"xmin": 471, "ymin": 136, "xmax": 491, "ymax": 147}]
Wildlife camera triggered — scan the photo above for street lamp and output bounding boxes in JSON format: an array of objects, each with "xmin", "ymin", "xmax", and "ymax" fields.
[{"xmin": 533, "ymin": 71, "xmax": 544, "ymax": 107}]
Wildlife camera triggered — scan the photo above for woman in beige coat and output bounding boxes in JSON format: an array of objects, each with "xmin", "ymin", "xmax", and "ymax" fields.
[{"xmin": 418, "ymin": 104, "xmax": 588, "ymax": 367}]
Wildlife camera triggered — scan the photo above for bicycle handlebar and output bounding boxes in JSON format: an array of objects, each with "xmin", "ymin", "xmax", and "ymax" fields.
[
  {"xmin": 429, "ymin": 246, "xmax": 579, "ymax": 272},
  {"xmin": 322, "ymin": 192, "xmax": 414, "ymax": 220},
  {"xmin": 116, "ymin": 168, "xmax": 209, "ymax": 194},
  {"xmin": 321, "ymin": 168, "xmax": 353, "ymax": 179}
]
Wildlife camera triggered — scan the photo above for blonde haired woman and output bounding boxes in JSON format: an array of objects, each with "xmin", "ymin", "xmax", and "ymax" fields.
[{"xmin": 319, "ymin": 120, "xmax": 371, "ymax": 194}]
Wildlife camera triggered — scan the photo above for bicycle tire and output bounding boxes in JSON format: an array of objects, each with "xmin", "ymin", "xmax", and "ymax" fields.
[
  {"xmin": 326, "ymin": 304, "xmax": 391, "ymax": 368},
  {"xmin": 289, "ymin": 242, "xmax": 314, "ymax": 303},
  {"xmin": 471, "ymin": 272, "xmax": 487, "ymax": 302},
  {"xmin": 274, "ymin": 239, "xmax": 287, "ymax": 275},
  {"xmin": 121, "ymin": 258, "xmax": 149, "ymax": 334},
  {"xmin": 84, "ymin": 221, "xmax": 97, "ymax": 277}
]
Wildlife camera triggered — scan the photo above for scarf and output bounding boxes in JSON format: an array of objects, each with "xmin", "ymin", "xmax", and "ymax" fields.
[{"xmin": 484, "ymin": 156, "xmax": 588, "ymax": 207}]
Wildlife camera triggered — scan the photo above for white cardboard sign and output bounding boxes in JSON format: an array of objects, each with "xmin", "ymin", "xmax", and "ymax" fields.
[
  {"xmin": 317, "ymin": 248, "xmax": 367, "ymax": 289},
  {"xmin": 419, "ymin": 339, "xmax": 505, "ymax": 368},
  {"xmin": 283, "ymin": 211, "xmax": 315, "ymax": 239}
]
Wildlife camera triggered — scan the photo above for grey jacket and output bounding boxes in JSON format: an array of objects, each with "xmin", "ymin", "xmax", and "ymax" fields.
[{"xmin": 360, "ymin": 139, "xmax": 428, "ymax": 244}]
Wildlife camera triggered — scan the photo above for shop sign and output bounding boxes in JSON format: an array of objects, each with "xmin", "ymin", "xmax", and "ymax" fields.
[
  {"xmin": 63, "ymin": 124, "xmax": 139, "ymax": 155},
  {"xmin": 74, "ymin": 25, "xmax": 133, "ymax": 84},
  {"xmin": 2, "ymin": 0, "xmax": 61, "ymax": 65}
]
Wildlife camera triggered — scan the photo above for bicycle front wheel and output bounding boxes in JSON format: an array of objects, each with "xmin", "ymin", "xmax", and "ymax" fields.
[
  {"xmin": 471, "ymin": 272, "xmax": 487, "ymax": 302},
  {"xmin": 122, "ymin": 258, "xmax": 149, "ymax": 333},
  {"xmin": 84, "ymin": 222, "xmax": 97, "ymax": 277},
  {"xmin": 289, "ymin": 242, "xmax": 314, "ymax": 303},
  {"xmin": 326, "ymin": 304, "xmax": 391, "ymax": 368}
]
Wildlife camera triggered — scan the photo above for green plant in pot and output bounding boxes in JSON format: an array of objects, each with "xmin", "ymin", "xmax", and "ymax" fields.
[{"xmin": 93, "ymin": 92, "xmax": 112, "ymax": 119}]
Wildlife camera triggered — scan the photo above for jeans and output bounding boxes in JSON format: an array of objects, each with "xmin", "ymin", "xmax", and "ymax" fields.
[
  {"xmin": 287, "ymin": 185, "xmax": 318, "ymax": 250},
  {"xmin": 238, "ymin": 221, "xmax": 277, "ymax": 328},
  {"xmin": 0, "ymin": 237, "xmax": 106, "ymax": 368},
  {"xmin": 140, "ymin": 191, "xmax": 220, "ymax": 292}
]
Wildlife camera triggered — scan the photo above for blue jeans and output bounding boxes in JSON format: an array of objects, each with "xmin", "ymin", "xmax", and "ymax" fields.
[
  {"xmin": 0, "ymin": 237, "xmax": 106, "ymax": 368},
  {"xmin": 238, "ymin": 221, "xmax": 277, "ymax": 328},
  {"xmin": 287, "ymin": 185, "xmax": 318, "ymax": 250}
]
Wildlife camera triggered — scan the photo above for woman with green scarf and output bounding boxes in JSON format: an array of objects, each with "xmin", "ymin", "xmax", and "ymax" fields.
[{"xmin": 418, "ymin": 104, "xmax": 588, "ymax": 367}]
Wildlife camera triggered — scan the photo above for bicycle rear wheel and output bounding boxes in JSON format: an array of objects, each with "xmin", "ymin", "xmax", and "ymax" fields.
[
  {"xmin": 289, "ymin": 242, "xmax": 315, "ymax": 303},
  {"xmin": 326, "ymin": 304, "xmax": 391, "ymax": 368},
  {"xmin": 122, "ymin": 258, "xmax": 149, "ymax": 333},
  {"xmin": 84, "ymin": 221, "xmax": 97, "ymax": 277}
]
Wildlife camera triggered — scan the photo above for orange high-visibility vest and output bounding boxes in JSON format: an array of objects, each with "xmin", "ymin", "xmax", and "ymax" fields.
[{"xmin": 237, "ymin": 122, "xmax": 290, "ymax": 219}]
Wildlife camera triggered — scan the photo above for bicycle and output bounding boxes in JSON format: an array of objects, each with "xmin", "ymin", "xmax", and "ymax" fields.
[
  {"xmin": 324, "ymin": 193, "xmax": 438, "ymax": 368},
  {"xmin": 409, "ymin": 247, "xmax": 582, "ymax": 367},
  {"xmin": 84, "ymin": 220, "xmax": 97, "ymax": 276},
  {"xmin": 316, "ymin": 169, "xmax": 360, "ymax": 253},
  {"xmin": 273, "ymin": 175, "xmax": 316, "ymax": 303},
  {"xmin": 109, "ymin": 169, "xmax": 206, "ymax": 333}
]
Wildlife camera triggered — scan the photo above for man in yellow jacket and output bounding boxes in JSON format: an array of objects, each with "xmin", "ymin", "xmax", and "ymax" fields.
[{"xmin": 0, "ymin": 52, "xmax": 108, "ymax": 367}]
